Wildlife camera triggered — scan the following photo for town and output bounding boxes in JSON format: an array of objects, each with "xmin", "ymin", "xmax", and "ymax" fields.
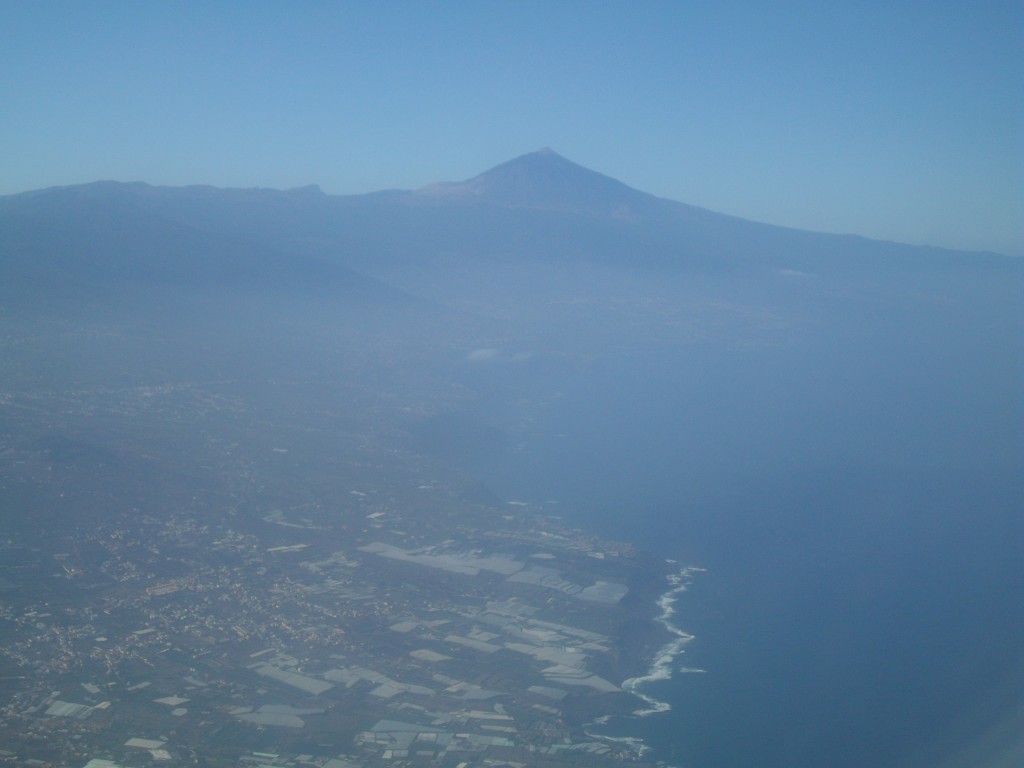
[{"xmin": 0, "ymin": 380, "xmax": 675, "ymax": 768}]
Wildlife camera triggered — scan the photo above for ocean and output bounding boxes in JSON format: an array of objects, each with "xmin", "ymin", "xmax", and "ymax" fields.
[
  {"xmin": 578, "ymin": 467, "xmax": 1023, "ymax": 768},
  {"xmin": 434, "ymin": 339, "xmax": 1024, "ymax": 768}
]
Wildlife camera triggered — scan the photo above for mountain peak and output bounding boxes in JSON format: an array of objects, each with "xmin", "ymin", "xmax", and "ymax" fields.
[{"xmin": 416, "ymin": 149, "xmax": 657, "ymax": 215}]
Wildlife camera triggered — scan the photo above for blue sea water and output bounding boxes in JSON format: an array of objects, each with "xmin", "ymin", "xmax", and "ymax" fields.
[
  {"xmin": 442, "ymin": 338, "xmax": 1023, "ymax": 768},
  {"xmin": 582, "ymin": 469, "xmax": 1023, "ymax": 768}
]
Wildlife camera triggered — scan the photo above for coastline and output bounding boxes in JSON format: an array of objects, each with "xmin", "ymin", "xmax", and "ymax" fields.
[{"xmin": 587, "ymin": 563, "xmax": 705, "ymax": 760}]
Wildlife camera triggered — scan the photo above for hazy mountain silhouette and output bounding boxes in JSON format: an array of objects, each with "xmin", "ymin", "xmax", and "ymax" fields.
[
  {"xmin": 0, "ymin": 181, "xmax": 399, "ymax": 306},
  {"xmin": 1, "ymin": 149, "xmax": 1018, "ymax": 306},
  {"xmin": 416, "ymin": 147, "xmax": 663, "ymax": 216}
]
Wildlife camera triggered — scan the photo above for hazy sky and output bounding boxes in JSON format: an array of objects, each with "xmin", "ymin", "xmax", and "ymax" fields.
[{"xmin": 2, "ymin": 1, "xmax": 1020, "ymax": 255}]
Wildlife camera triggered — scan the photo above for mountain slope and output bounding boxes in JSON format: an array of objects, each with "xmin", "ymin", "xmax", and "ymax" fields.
[
  {"xmin": 0, "ymin": 182, "xmax": 397, "ymax": 303},
  {"xmin": 1, "ymin": 150, "xmax": 1017, "ymax": 289},
  {"xmin": 415, "ymin": 147, "xmax": 663, "ymax": 216}
]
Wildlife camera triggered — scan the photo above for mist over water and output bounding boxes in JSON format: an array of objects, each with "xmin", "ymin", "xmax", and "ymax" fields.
[{"xmin": 419, "ymin": 320, "xmax": 1023, "ymax": 768}]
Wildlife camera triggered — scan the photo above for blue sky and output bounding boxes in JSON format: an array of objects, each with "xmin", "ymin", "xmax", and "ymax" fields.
[{"xmin": 2, "ymin": 1, "xmax": 1020, "ymax": 254}]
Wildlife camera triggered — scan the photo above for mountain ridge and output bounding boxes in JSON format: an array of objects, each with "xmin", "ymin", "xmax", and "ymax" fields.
[
  {"xmin": 0, "ymin": 151, "xmax": 1016, "ymax": 291},
  {"xmin": 414, "ymin": 148, "xmax": 665, "ymax": 217},
  {"xmin": 2, "ymin": 150, "xmax": 1013, "ymax": 263}
]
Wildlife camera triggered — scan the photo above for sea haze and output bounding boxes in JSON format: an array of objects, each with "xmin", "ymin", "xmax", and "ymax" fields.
[
  {"xmin": 449, "ymin": 332, "xmax": 1022, "ymax": 768},
  {"xmin": 1, "ymin": 150, "xmax": 1020, "ymax": 768}
]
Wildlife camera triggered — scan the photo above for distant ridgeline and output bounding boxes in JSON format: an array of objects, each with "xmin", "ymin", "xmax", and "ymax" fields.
[{"xmin": 1, "ymin": 149, "xmax": 1014, "ymax": 296}]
